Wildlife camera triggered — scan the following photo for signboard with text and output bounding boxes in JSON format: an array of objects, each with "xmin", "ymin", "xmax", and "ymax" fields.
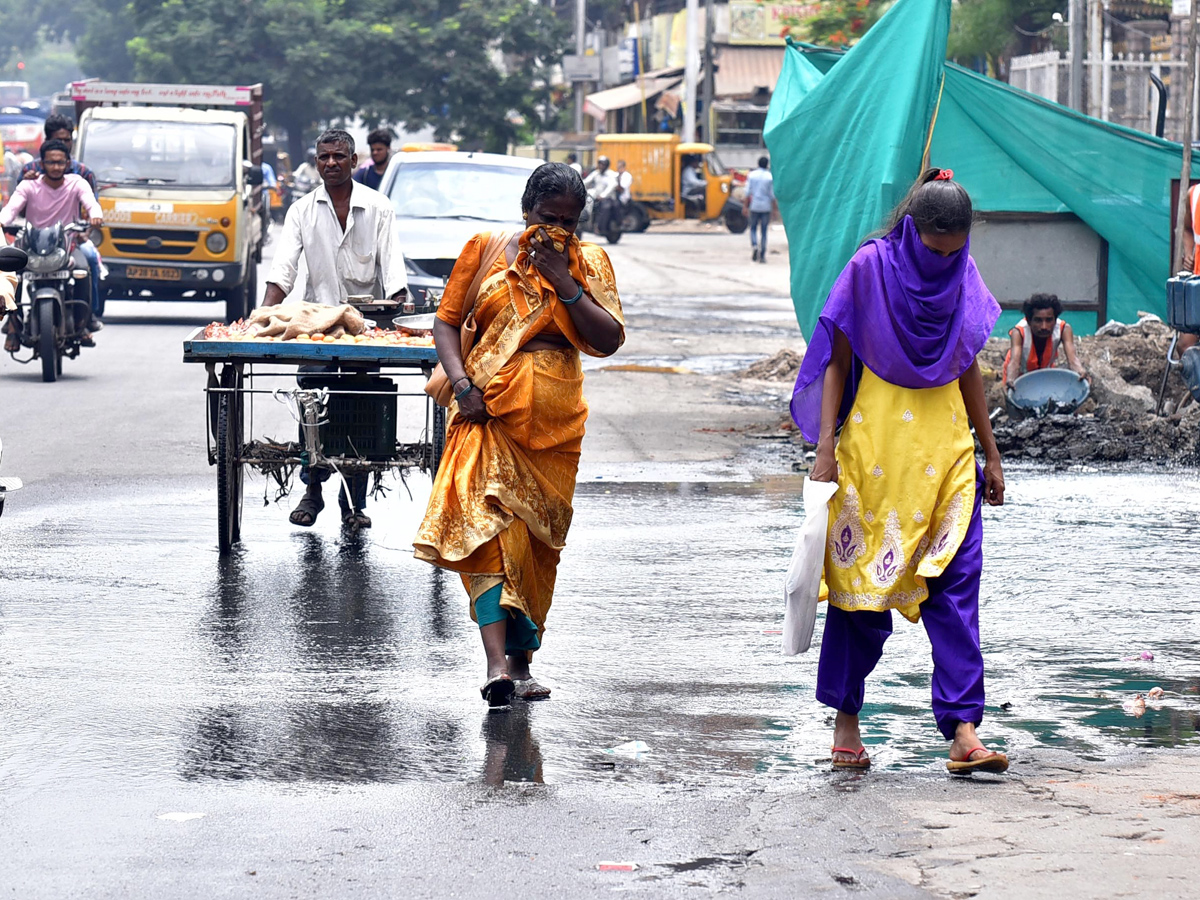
[{"xmin": 729, "ymin": 1, "xmax": 821, "ymax": 45}]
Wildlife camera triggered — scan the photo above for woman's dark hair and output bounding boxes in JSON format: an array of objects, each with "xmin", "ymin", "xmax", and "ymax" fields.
[
  {"xmin": 39, "ymin": 138, "xmax": 71, "ymax": 160},
  {"xmin": 521, "ymin": 162, "xmax": 586, "ymax": 215},
  {"xmin": 366, "ymin": 127, "xmax": 393, "ymax": 148},
  {"xmin": 885, "ymin": 167, "xmax": 974, "ymax": 235},
  {"xmin": 1023, "ymin": 293, "xmax": 1063, "ymax": 319},
  {"xmin": 43, "ymin": 114, "xmax": 73, "ymax": 139}
]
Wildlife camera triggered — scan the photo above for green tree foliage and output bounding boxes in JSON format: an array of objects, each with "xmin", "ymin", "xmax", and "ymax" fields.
[
  {"xmin": 8, "ymin": 0, "xmax": 568, "ymax": 155},
  {"xmin": 948, "ymin": 1, "xmax": 1066, "ymax": 71},
  {"xmin": 795, "ymin": 0, "xmax": 889, "ymax": 47}
]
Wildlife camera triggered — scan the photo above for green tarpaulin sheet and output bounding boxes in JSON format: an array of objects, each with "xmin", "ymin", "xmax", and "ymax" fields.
[{"xmin": 765, "ymin": 0, "xmax": 1197, "ymax": 338}]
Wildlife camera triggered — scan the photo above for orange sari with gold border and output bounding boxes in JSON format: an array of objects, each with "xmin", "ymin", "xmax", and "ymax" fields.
[{"xmin": 413, "ymin": 228, "xmax": 624, "ymax": 646}]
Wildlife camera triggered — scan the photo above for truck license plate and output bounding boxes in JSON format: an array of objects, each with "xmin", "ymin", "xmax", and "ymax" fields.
[{"xmin": 127, "ymin": 265, "xmax": 181, "ymax": 280}]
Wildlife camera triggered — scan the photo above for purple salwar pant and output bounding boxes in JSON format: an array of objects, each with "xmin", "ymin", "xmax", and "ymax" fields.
[{"xmin": 815, "ymin": 469, "xmax": 986, "ymax": 741}]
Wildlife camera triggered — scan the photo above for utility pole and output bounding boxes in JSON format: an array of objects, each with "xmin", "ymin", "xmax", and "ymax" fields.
[
  {"xmin": 1088, "ymin": 0, "xmax": 1102, "ymax": 116},
  {"xmin": 702, "ymin": 0, "xmax": 715, "ymax": 143},
  {"xmin": 683, "ymin": 0, "xmax": 699, "ymax": 141},
  {"xmin": 1068, "ymin": 0, "xmax": 1085, "ymax": 112},
  {"xmin": 1174, "ymin": 0, "xmax": 1199, "ymax": 273},
  {"xmin": 574, "ymin": 0, "xmax": 586, "ymax": 134}
]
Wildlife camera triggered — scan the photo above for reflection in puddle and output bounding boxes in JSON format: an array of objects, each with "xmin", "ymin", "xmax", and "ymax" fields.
[{"xmin": 0, "ymin": 467, "xmax": 1198, "ymax": 791}]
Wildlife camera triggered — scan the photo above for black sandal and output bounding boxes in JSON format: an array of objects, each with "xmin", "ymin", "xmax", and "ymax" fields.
[
  {"xmin": 480, "ymin": 675, "xmax": 515, "ymax": 712},
  {"xmin": 288, "ymin": 494, "xmax": 324, "ymax": 527},
  {"xmin": 341, "ymin": 510, "xmax": 372, "ymax": 530}
]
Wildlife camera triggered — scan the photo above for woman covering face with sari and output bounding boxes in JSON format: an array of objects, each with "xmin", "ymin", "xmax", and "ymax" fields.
[
  {"xmin": 792, "ymin": 168, "xmax": 1009, "ymax": 774},
  {"xmin": 415, "ymin": 163, "xmax": 624, "ymax": 710}
]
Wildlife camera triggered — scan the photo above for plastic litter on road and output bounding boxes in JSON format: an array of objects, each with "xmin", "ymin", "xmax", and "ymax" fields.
[
  {"xmin": 597, "ymin": 862, "xmax": 640, "ymax": 872},
  {"xmin": 601, "ymin": 740, "xmax": 651, "ymax": 758}
]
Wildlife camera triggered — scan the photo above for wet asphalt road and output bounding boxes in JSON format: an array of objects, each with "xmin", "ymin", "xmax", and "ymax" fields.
[{"xmin": 3, "ymin": 230, "xmax": 1200, "ymax": 898}]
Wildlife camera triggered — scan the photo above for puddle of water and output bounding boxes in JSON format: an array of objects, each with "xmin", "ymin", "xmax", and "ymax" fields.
[
  {"xmin": 582, "ymin": 353, "xmax": 766, "ymax": 375},
  {"xmin": 1, "ymin": 466, "xmax": 1197, "ymax": 792}
]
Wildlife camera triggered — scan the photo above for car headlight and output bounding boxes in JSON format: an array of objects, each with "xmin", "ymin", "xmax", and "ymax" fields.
[
  {"xmin": 205, "ymin": 231, "xmax": 229, "ymax": 254},
  {"xmin": 27, "ymin": 249, "xmax": 69, "ymax": 272}
]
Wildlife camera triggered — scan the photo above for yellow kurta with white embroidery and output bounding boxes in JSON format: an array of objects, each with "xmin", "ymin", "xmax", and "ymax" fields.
[{"xmin": 820, "ymin": 368, "xmax": 976, "ymax": 623}]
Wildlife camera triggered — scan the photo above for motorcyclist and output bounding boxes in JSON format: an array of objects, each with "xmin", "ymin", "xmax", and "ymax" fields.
[
  {"xmin": 294, "ymin": 150, "xmax": 319, "ymax": 186},
  {"xmin": 1, "ymin": 139, "xmax": 104, "ymax": 349},
  {"xmin": 20, "ymin": 115, "xmax": 105, "ymax": 326},
  {"xmin": 583, "ymin": 155, "xmax": 619, "ymax": 234}
]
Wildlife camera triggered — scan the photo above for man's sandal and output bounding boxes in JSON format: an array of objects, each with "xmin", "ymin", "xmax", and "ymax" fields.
[
  {"xmin": 831, "ymin": 746, "xmax": 871, "ymax": 769},
  {"xmin": 288, "ymin": 495, "xmax": 324, "ymax": 527},
  {"xmin": 481, "ymin": 674, "xmax": 515, "ymax": 712},
  {"xmin": 946, "ymin": 746, "xmax": 1009, "ymax": 775}
]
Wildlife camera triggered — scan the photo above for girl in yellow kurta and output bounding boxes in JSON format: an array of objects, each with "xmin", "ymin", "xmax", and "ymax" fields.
[
  {"xmin": 791, "ymin": 169, "xmax": 1009, "ymax": 774},
  {"xmin": 414, "ymin": 164, "xmax": 624, "ymax": 710}
]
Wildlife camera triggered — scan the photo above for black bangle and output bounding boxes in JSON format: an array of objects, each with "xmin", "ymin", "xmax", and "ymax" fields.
[
  {"xmin": 454, "ymin": 379, "xmax": 474, "ymax": 401},
  {"xmin": 559, "ymin": 282, "xmax": 584, "ymax": 305}
]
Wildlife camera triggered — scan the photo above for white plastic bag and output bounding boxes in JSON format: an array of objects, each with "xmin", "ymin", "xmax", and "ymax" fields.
[{"xmin": 782, "ymin": 477, "xmax": 840, "ymax": 655}]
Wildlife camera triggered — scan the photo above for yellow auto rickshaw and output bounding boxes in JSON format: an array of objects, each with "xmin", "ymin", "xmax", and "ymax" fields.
[{"xmin": 593, "ymin": 133, "xmax": 747, "ymax": 234}]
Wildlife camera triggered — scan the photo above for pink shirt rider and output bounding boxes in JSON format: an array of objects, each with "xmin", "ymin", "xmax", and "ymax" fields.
[{"xmin": 0, "ymin": 174, "xmax": 102, "ymax": 229}]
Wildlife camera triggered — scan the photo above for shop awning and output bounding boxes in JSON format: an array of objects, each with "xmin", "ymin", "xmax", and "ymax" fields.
[
  {"xmin": 584, "ymin": 72, "xmax": 683, "ymax": 119},
  {"xmin": 715, "ymin": 45, "xmax": 785, "ymax": 98}
]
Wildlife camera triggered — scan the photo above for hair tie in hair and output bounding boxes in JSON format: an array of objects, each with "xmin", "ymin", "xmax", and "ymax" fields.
[{"xmin": 935, "ymin": 168, "xmax": 954, "ymax": 181}]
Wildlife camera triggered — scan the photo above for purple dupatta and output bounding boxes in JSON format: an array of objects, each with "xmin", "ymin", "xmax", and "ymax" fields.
[{"xmin": 790, "ymin": 216, "xmax": 1000, "ymax": 442}]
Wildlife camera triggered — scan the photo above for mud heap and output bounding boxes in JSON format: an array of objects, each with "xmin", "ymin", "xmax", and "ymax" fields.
[{"xmin": 980, "ymin": 317, "xmax": 1199, "ymax": 464}]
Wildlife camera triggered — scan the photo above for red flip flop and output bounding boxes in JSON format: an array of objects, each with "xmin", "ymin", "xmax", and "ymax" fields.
[
  {"xmin": 831, "ymin": 745, "xmax": 871, "ymax": 769},
  {"xmin": 947, "ymin": 746, "xmax": 1009, "ymax": 774}
]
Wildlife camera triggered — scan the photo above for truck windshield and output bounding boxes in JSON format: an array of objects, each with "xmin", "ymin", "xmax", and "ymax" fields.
[
  {"xmin": 82, "ymin": 120, "xmax": 237, "ymax": 188},
  {"xmin": 388, "ymin": 162, "xmax": 531, "ymax": 221}
]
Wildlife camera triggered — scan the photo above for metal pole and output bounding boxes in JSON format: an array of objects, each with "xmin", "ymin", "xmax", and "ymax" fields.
[
  {"xmin": 1069, "ymin": 0, "xmax": 1085, "ymax": 112},
  {"xmin": 574, "ymin": 0, "xmax": 586, "ymax": 134},
  {"xmin": 1100, "ymin": 1, "xmax": 1112, "ymax": 122},
  {"xmin": 635, "ymin": 1, "xmax": 647, "ymax": 128},
  {"xmin": 1173, "ymin": 0, "xmax": 1199, "ymax": 273},
  {"xmin": 683, "ymin": 0, "xmax": 699, "ymax": 142},
  {"xmin": 702, "ymin": 0, "xmax": 715, "ymax": 143},
  {"xmin": 1088, "ymin": 0, "xmax": 1102, "ymax": 116}
]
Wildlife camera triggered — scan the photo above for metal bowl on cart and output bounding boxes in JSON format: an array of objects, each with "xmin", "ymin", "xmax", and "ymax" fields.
[{"xmin": 184, "ymin": 328, "xmax": 444, "ymax": 554}]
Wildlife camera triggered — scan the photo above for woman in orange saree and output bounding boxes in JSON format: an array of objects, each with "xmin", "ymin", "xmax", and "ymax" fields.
[{"xmin": 414, "ymin": 164, "xmax": 624, "ymax": 710}]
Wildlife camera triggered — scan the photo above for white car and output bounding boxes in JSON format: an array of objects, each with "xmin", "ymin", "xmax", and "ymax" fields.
[{"xmin": 378, "ymin": 151, "xmax": 544, "ymax": 306}]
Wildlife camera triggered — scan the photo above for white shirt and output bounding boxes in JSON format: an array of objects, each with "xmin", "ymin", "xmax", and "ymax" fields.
[
  {"xmin": 583, "ymin": 168, "xmax": 619, "ymax": 200},
  {"xmin": 267, "ymin": 179, "xmax": 407, "ymax": 305},
  {"xmin": 617, "ymin": 170, "xmax": 633, "ymax": 203}
]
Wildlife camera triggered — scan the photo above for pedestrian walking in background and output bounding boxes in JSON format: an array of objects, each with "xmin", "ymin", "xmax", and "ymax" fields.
[
  {"xmin": 790, "ymin": 168, "xmax": 1009, "ymax": 774},
  {"xmin": 566, "ymin": 152, "xmax": 582, "ymax": 175},
  {"xmin": 352, "ymin": 128, "xmax": 394, "ymax": 191},
  {"xmin": 415, "ymin": 163, "xmax": 624, "ymax": 711},
  {"xmin": 744, "ymin": 156, "xmax": 775, "ymax": 263}
]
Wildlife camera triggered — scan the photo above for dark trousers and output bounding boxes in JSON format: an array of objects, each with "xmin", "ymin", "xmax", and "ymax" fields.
[
  {"xmin": 749, "ymin": 211, "xmax": 770, "ymax": 253},
  {"xmin": 815, "ymin": 472, "xmax": 986, "ymax": 740},
  {"xmin": 297, "ymin": 366, "xmax": 369, "ymax": 511}
]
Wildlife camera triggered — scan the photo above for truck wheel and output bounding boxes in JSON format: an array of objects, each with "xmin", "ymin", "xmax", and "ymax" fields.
[
  {"xmin": 605, "ymin": 227, "xmax": 622, "ymax": 245},
  {"xmin": 724, "ymin": 205, "xmax": 748, "ymax": 235},
  {"xmin": 224, "ymin": 260, "xmax": 258, "ymax": 323},
  {"xmin": 38, "ymin": 301, "xmax": 57, "ymax": 383}
]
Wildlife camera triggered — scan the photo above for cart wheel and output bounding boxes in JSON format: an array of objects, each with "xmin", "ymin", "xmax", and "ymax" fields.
[
  {"xmin": 216, "ymin": 365, "xmax": 244, "ymax": 553},
  {"xmin": 428, "ymin": 401, "xmax": 447, "ymax": 479}
]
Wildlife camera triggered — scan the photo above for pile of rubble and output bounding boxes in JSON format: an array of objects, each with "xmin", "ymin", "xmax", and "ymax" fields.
[{"xmin": 740, "ymin": 317, "xmax": 1199, "ymax": 464}]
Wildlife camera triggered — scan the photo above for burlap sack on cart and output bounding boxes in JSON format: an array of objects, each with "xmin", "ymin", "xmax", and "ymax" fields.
[
  {"xmin": 247, "ymin": 302, "xmax": 367, "ymax": 340},
  {"xmin": 782, "ymin": 477, "xmax": 839, "ymax": 655}
]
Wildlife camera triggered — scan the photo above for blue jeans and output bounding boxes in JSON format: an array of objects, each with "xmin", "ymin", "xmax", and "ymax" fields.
[
  {"xmin": 749, "ymin": 211, "xmax": 770, "ymax": 254},
  {"xmin": 78, "ymin": 242, "xmax": 102, "ymax": 317}
]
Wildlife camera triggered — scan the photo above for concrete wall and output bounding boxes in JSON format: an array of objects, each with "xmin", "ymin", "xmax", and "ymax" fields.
[{"xmin": 971, "ymin": 216, "xmax": 1103, "ymax": 309}]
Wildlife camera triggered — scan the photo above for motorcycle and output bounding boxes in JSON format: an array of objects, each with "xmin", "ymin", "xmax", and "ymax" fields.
[
  {"xmin": 581, "ymin": 194, "xmax": 624, "ymax": 245},
  {"xmin": 2, "ymin": 221, "xmax": 96, "ymax": 383},
  {"xmin": 0, "ymin": 245, "xmax": 26, "ymax": 514}
]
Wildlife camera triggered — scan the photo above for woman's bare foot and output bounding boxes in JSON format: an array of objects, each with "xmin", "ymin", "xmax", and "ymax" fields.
[
  {"xmin": 948, "ymin": 721, "xmax": 986, "ymax": 761},
  {"xmin": 507, "ymin": 654, "xmax": 531, "ymax": 682},
  {"xmin": 832, "ymin": 711, "xmax": 869, "ymax": 765}
]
